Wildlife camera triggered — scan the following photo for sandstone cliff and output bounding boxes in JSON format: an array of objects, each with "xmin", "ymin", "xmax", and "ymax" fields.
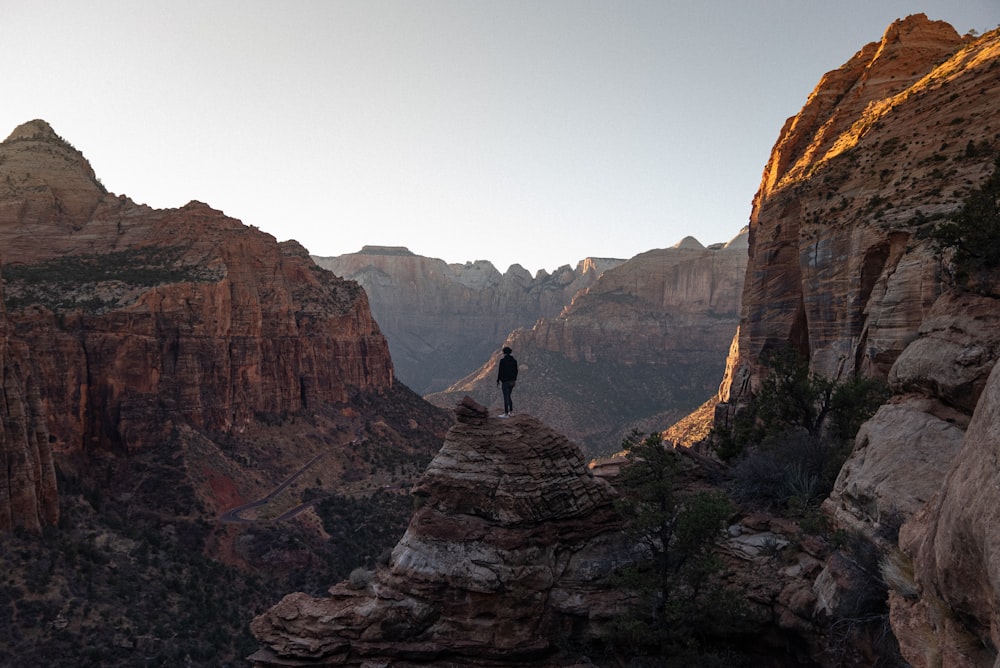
[
  {"xmin": 314, "ymin": 247, "xmax": 623, "ymax": 394},
  {"xmin": 250, "ymin": 400, "xmax": 632, "ymax": 667},
  {"xmin": 708, "ymin": 14, "xmax": 1000, "ymax": 665},
  {"xmin": 0, "ymin": 120, "xmax": 394, "ymax": 455},
  {"xmin": 0, "ymin": 258, "xmax": 58, "ymax": 531},
  {"xmin": 429, "ymin": 231, "xmax": 748, "ymax": 456},
  {"xmin": 720, "ymin": 14, "xmax": 991, "ymax": 402},
  {"xmin": 0, "ymin": 119, "xmax": 457, "ymax": 568}
]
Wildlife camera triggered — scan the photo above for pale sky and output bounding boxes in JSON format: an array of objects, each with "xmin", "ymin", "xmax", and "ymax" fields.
[{"xmin": 2, "ymin": 2, "xmax": 998, "ymax": 274}]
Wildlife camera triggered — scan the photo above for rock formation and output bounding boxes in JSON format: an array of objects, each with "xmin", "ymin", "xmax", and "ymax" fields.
[
  {"xmin": 314, "ymin": 247, "xmax": 623, "ymax": 394},
  {"xmin": 0, "ymin": 118, "xmax": 460, "ymax": 573},
  {"xmin": 0, "ymin": 258, "xmax": 58, "ymax": 531},
  {"xmin": 718, "ymin": 14, "xmax": 989, "ymax": 403},
  {"xmin": 824, "ymin": 289, "xmax": 997, "ymax": 545},
  {"xmin": 250, "ymin": 401, "xmax": 632, "ymax": 667},
  {"xmin": 430, "ymin": 231, "xmax": 748, "ymax": 456},
  {"xmin": 894, "ymin": 358, "xmax": 1000, "ymax": 667},
  {"xmin": 706, "ymin": 14, "xmax": 1000, "ymax": 665},
  {"xmin": 0, "ymin": 118, "xmax": 461, "ymax": 665},
  {"xmin": 0, "ymin": 119, "xmax": 394, "ymax": 455}
]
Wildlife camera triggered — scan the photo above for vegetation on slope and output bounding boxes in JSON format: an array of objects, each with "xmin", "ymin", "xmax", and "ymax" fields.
[
  {"xmin": 715, "ymin": 346, "xmax": 887, "ymax": 511},
  {"xmin": 2, "ymin": 247, "xmax": 223, "ymax": 311},
  {"xmin": 933, "ymin": 154, "xmax": 1000, "ymax": 294},
  {"xmin": 610, "ymin": 432, "xmax": 750, "ymax": 666},
  {"xmin": 0, "ymin": 384, "xmax": 448, "ymax": 667},
  {"xmin": 709, "ymin": 349, "xmax": 901, "ymax": 665}
]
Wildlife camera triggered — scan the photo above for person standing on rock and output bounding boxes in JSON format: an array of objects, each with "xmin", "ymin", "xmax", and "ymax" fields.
[{"xmin": 496, "ymin": 346, "xmax": 518, "ymax": 417}]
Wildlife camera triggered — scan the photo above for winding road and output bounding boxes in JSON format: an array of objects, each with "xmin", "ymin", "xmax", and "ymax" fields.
[{"xmin": 218, "ymin": 447, "xmax": 341, "ymax": 524}]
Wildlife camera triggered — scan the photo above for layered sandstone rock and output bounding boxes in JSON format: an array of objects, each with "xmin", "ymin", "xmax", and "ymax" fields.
[
  {"xmin": 314, "ymin": 247, "xmax": 623, "ymax": 394},
  {"xmin": 430, "ymin": 231, "xmax": 748, "ymax": 456},
  {"xmin": 250, "ymin": 402, "xmax": 631, "ymax": 667},
  {"xmin": 0, "ymin": 120, "xmax": 394, "ymax": 455},
  {"xmin": 822, "ymin": 288, "xmax": 1000, "ymax": 547},
  {"xmin": 894, "ymin": 360, "xmax": 1000, "ymax": 667},
  {"xmin": 0, "ymin": 259, "xmax": 58, "ymax": 531},
  {"xmin": 707, "ymin": 15, "xmax": 1000, "ymax": 664},
  {"xmin": 719, "ymin": 14, "xmax": 991, "ymax": 406}
]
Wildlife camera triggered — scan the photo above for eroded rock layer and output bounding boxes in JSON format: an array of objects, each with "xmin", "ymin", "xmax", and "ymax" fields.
[
  {"xmin": 0, "ymin": 120, "xmax": 394, "ymax": 455},
  {"xmin": 250, "ymin": 402, "xmax": 630, "ymax": 667}
]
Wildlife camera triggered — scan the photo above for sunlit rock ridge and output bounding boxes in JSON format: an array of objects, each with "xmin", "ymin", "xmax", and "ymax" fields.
[
  {"xmin": 711, "ymin": 13, "xmax": 1000, "ymax": 664},
  {"xmin": 720, "ymin": 14, "xmax": 989, "ymax": 395}
]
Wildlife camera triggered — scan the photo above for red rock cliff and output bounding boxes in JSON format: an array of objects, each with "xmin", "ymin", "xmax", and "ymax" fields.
[
  {"xmin": 0, "ymin": 257, "xmax": 58, "ymax": 531},
  {"xmin": 712, "ymin": 15, "xmax": 1000, "ymax": 665},
  {"xmin": 0, "ymin": 120, "xmax": 393, "ymax": 455}
]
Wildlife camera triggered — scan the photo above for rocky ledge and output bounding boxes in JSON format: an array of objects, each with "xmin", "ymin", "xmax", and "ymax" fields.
[{"xmin": 249, "ymin": 398, "xmax": 631, "ymax": 667}]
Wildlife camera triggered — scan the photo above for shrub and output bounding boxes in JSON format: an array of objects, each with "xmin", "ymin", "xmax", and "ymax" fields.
[
  {"xmin": 714, "ymin": 346, "xmax": 886, "ymax": 460},
  {"xmin": 880, "ymin": 550, "xmax": 919, "ymax": 600},
  {"xmin": 348, "ymin": 567, "xmax": 373, "ymax": 589},
  {"xmin": 611, "ymin": 432, "xmax": 749, "ymax": 661},
  {"xmin": 932, "ymin": 154, "xmax": 1000, "ymax": 293},
  {"xmin": 731, "ymin": 430, "xmax": 851, "ymax": 512}
]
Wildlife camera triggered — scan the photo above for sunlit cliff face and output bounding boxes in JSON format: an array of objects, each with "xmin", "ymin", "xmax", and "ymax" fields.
[{"xmin": 758, "ymin": 15, "xmax": 970, "ymax": 200}]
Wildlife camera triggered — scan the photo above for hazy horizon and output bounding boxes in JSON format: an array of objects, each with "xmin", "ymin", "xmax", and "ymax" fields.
[{"xmin": 3, "ymin": 2, "xmax": 998, "ymax": 273}]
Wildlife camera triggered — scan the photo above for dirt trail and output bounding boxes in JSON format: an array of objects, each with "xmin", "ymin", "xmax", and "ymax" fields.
[{"xmin": 218, "ymin": 450, "xmax": 333, "ymax": 524}]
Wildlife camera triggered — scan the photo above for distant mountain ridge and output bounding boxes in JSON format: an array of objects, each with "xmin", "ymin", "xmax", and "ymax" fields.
[
  {"xmin": 429, "ymin": 229, "xmax": 749, "ymax": 456},
  {"xmin": 313, "ymin": 247, "xmax": 624, "ymax": 394}
]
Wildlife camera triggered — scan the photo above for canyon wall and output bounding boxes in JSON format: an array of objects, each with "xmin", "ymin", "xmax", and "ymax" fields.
[
  {"xmin": 713, "ymin": 14, "xmax": 1000, "ymax": 664},
  {"xmin": 429, "ymin": 232, "xmax": 748, "ymax": 456},
  {"xmin": 314, "ymin": 247, "xmax": 622, "ymax": 394},
  {"xmin": 0, "ymin": 120, "xmax": 454, "ymax": 547},
  {"xmin": 0, "ymin": 258, "xmax": 58, "ymax": 531},
  {"xmin": 0, "ymin": 120, "xmax": 394, "ymax": 456},
  {"xmin": 720, "ymin": 13, "xmax": 986, "ymax": 402}
]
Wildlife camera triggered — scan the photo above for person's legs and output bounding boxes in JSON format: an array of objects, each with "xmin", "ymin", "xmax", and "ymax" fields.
[{"xmin": 501, "ymin": 381, "xmax": 514, "ymax": 414}]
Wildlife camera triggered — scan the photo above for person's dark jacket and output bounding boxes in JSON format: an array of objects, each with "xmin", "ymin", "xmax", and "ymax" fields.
[{"xmin": 497, "ymin": 354, "xmax": 518, "ymax": 383}]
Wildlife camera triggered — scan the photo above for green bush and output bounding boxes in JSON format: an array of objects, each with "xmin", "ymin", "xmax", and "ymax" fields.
[
  {"xmin": 714, "ymin": 346, "xmax": 886, "ymax": 462},
  {"xmin": 731, "ymin": 431, "xmax": 851, "ymax": 512},
  {"xmin": 611, "ymin": 432, "xmax": 749, "ymax": 661},
  {"xmin": 716, "ymin": 347, "xmax": 886, "ymax": 514},
  {"xmin": 933, "ymin": 154, "xmax": 1000, "ymax": 293}
]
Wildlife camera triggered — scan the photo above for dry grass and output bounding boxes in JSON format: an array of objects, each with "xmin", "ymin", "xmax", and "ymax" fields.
[{"xmin": 880, "ymin": 549, "xmax": 919, "ymax": 600}]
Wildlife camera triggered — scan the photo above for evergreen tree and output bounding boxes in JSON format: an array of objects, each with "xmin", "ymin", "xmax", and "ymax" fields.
[{"xmin": 612, "ymin": 432, "xmax": 746, "ymax": 663}]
